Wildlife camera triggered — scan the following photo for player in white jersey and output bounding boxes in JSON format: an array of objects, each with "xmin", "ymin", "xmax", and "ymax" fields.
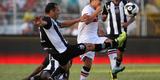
[
  {"xmin": 78, "ymin": 0, "xmax": 127, "ymax": 80},
  {"xmin": 77, "ymin": 0, "xmax": 110, "ymax": 80}
]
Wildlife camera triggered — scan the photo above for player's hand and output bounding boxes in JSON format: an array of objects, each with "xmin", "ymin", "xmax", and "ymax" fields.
[
  {"xmin": 80, "ymin": 13, "xmax": 90, "ymax": 22},
  {"xmin": 121, "ymin": 22, "xmax": 129, "ymax": 28},
  {"xmin": 102, "ymin": 15, "xmax": 107, "ymax": 21},
  {"xmin": 96, "ymin": 5, "xmax": 102, "ymax": 12}
]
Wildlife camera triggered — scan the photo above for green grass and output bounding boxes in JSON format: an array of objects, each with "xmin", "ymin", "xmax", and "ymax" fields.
[{"xmin": 0, "ymin": 64, "xmax": 160, "ymax": 80}]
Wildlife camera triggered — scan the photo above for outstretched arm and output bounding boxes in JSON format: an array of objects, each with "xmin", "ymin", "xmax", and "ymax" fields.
[
  {"xmin": 122, "ymin": 16, "xmax": 135, "ymax": 28},
  {"xmin": 60, "ymin": 18, "xmax": 81, "ymax": 28}
]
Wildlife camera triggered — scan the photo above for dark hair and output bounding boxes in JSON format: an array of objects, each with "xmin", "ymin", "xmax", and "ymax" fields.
[
  {"xmin": 45, "ymin": 3, "xmax": 58, "ymax": 13},
  {"xmin": 90, "ymin": 0, "xmax": 102, "ymax": 3}
]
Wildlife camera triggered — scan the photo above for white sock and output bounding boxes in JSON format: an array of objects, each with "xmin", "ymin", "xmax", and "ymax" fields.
[
  {"xmin": 80, "ymin": 67, "xmax": 90, "ymax": 80},
  {"xmin": 108, "ymin": 49, "xmax": 118, "ymax": 70},
  {"xmin": 80, "ymin": 75, "xmax": 87, "ymax": 80}
]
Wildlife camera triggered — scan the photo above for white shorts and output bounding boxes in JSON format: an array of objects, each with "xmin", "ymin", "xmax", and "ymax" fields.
[{"xmin": 78, "ymin": 37, "xmax": 108, "ymax": 60}]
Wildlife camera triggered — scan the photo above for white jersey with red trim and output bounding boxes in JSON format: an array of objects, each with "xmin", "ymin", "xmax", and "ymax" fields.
[{"xmin": 77, "ymin": 5, "xmax": 99, "ymax": 43}]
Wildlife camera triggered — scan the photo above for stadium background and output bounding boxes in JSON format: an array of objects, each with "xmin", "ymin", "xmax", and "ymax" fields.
[{"xmin": 0, "ymin": 0, "xmax": 160, "ymax": 80}]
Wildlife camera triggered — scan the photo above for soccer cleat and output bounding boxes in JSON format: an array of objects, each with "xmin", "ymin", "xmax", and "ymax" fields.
[
  {"xmin": 110, "ymin": 73, "xmax": 118, "ymax": 80},
  {"xmin": 115, "ymin": 32, "xmax": 127, "ymax": 47},
  {"xmin": 110, "ymin": 66, "xmax": 125, "ymax": 80},
  {"xmin": 112, "ymin": 66, "xmax": 125, "ymax": 74}
]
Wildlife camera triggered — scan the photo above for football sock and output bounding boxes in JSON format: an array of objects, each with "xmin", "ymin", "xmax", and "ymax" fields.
[
  {"xmin": 108, "ymin": 49, "xmax": 118, "ymax": 70},
  {"xmin": 116, "ymin": 58, "xmax": 122, "ymax": 67},
  {"xmin": 80, "ymin": 66, "xmax": 91, "ymax": 80}
]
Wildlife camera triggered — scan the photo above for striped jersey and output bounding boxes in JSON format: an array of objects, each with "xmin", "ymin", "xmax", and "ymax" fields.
[
  {"xmin": 39, "ymin": 16, "xmax": 68, "ymax": 54},
  {"xmin": 102, "ymin": 0, "xmax": 128, "ymax": 35}
]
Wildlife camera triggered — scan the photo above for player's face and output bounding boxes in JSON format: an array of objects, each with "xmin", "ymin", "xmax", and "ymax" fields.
[
  {"xmin": 51, "ymin": 6, "xmax": 60, "ymax": 19},
  {"xmin": 94, "ymin": 0, "xmax": 102, "ymax": 7}
]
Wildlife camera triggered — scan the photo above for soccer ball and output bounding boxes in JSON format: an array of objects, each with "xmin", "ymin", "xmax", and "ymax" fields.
[{"xmin": 124, "ymin": 2, "xmax": 139, "ymax": 17}]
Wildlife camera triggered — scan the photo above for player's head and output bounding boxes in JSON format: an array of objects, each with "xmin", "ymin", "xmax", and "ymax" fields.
[
  {"xmin": 45, "ymin": 3, "xmax": 60, "ymax": 19},
  {"xmin": 90, "ymin": 0, "xmax": 102, "ymax": 9},
  {"xmin": 112, "ymin": 0, "xmax": 120, "ymax": 2}
]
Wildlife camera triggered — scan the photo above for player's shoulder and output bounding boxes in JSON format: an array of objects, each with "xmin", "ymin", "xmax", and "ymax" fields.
[
  {"xmin": 104, "ymin": 0, "xmax": 111, "ymax": 6},
  {"xmin": 42, "ymin": 16, "xmax": 52, "ymax": 23},
  {"xmin": 121, "ymin": 0, "xmax": 128, "ymax": 4},
  {"xmin": 42, "ymin": 16, "xmax": 50, "ymax": 20},
  {"xmin": 83, "ymin": 5, "xmax": 91, "ymax": 10},
  {"xmin": 82, "ymin": 5, "xmax": 93, "ymax": 13}
]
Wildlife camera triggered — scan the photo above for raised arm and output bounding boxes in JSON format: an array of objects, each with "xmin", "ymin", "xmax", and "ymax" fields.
[
  {"xmin": 122, "ymin": 16, "xmax": 135, "ymax": 28},
  {"xmin": 60, "ymin": 18, "xmax": 81, "ymax": 28}
]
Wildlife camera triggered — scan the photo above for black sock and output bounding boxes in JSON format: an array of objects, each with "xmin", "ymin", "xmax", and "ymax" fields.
[
  {"xmin": 94, "ymin": 44, "xmax": 107, "ymax": 52},
  {"xmin": 104, "ymin": 40, "xmax": 118, "ymax": 49},
  {"xmin": 51, "ymin": 66, "xmax": 65, "ymax": 79}
]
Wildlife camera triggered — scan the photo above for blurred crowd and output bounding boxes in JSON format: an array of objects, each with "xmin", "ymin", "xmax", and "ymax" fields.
[{"xmin": 0, "ymin": 0, "xmax": 160, "ymax": 36}]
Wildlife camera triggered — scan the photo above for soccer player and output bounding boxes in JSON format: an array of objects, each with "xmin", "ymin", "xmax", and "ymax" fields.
[
  {"xmin": 35, "ymin": 2, "xmax": 126, "ymax": 80},
  {"xmin": 77, "ymin": 0, "xmax": 126, "ymax": 80},
  {"xmin": 23, "ymin": 54, "xmax": 70, "ymax": 80},
  {"xmin": 102, "ymin": 0, "xmax": 136, "ymax": 79},
  {"xmin": 77, "ymin": 0, "xmax": 108, "ymax": 80}
]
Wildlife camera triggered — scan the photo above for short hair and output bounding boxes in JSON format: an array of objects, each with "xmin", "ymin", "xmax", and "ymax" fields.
[
  {"xmin": 45, "ymin": 3, "xmax": 58, "ymax": 13},
  {"xmin": 90, "ymin": 0, "xmax": 102, "ymax": 3}
]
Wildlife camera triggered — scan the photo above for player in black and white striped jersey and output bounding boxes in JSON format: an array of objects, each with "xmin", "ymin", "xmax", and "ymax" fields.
[
  {"xmin": 102, "ymin": 0, "xmax": 136, "ymax": 80},
  {"xmin": 35, "ymin": 2, "xmax": 127, "ymax": 80}
]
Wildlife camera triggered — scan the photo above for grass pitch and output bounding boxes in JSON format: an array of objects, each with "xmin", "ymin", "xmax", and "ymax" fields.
[{"xmin": 0, "ymin": 64, "xmax": 160, "ymax": 80}]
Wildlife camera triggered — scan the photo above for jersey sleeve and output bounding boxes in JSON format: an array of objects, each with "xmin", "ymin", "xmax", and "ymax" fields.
[
  {"xmin": 82, "ymin": 6, "xmax": 92, "ymax": 16},
  {"xmin": 42, "ymin": 55, "xmax": 49, "ymax": 67},
  {"xmin": 122, "ymin": 0, "xmax": 128, "ymax": 5},
  {"xmin": 42, "ymin": 16, "xmax": 52, "ymax": 29}
]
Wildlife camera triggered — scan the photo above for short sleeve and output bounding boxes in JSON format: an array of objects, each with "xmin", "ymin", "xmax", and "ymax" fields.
[
  {"xmin": 82, "ymin": 6, "xmax": 93, "ymax": 16},
  {"xmin": 42, "ymin": 16, "xmax": 52, "ymax": 29}
]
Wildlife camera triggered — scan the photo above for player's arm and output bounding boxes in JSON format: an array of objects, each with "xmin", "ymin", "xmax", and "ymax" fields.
[
  {"xmin": 98, "ymin": 23, "xmax": 106, "ymax": 37},
  {"xmin": 122, "ymin": 16, "xmax": 135, "ymax": 28},
  {"xmin": 82, "ymin": 6, "xmax": 102, "ymax": 24},
  {"xmin": 102, "ymin": 4, "xmax": 108, "ymax": 21},
  {"xmin": 60, "ymin": 18, "xmax": 81, "ymax": 28}
]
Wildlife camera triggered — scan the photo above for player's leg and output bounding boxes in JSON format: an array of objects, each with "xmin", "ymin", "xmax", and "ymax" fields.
[
  {"xmin": 50, "ymin": 60, "xmax": 71, "ymax": 80},
  {"xmin": 50, "ymin": 32, "xmax": 127, "ymax": 79},
  {"xmin": 110, "ymin": 39, "xmax": 127, "ymax": 80},
  {"xmin": 62, "ymin": 60, "xmax": 72, "ymax": 80},
  {"xmin": 108, "ymin": 33, "xmax": 125, "ymax": 80},
  {"xmin": 80, "ymin": 52, "xmax": 95, "ymax": 80},
  {"xmin": 117, "ymin": 38, "xmax": 127, "ymax": 67}
]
